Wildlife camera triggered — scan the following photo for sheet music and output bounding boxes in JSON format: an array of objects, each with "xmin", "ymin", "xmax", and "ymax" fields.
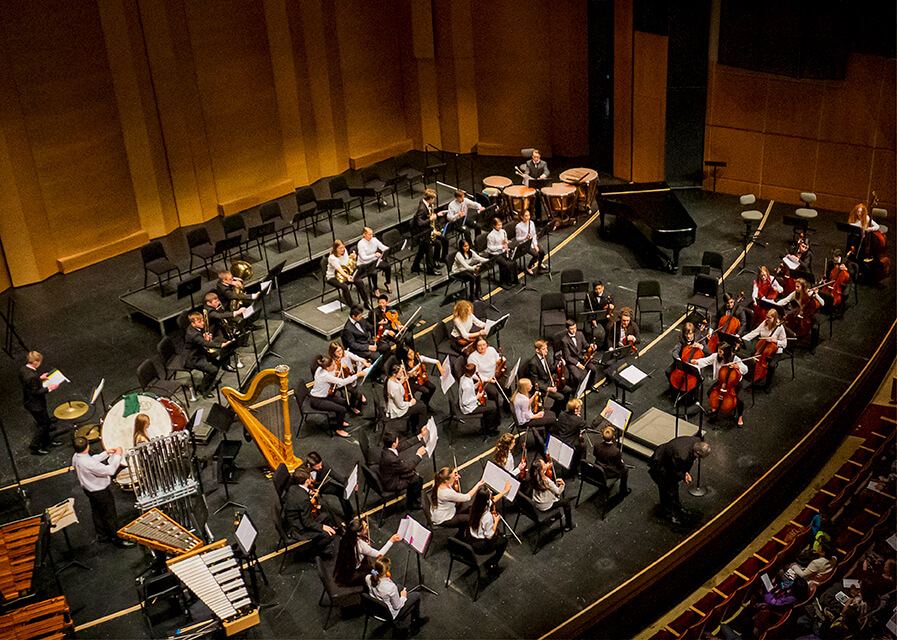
[
  {"xmin": 843, "ymin": 579, "xmax": 860, "ymax": 589},
  {"xmin": 261, "ymin": 280, "xmax": 272, "ymax": 294},
  {"xmin": 318, "ymin": 299, "xmax": 343, "ymax": 314},
  {"xmin": 440, "ymin": 356, "xmax": 455, "ymax": 394},
  {"xmin": 235, "ymin": 514, "xmax": 257, "ymax": 555},
  {"xmin": 760, "ymin": 573, "xmax": 774, "ymax": 592},
  {"xmin": 345, "ymin": 465, "xmax": 358, "ymax": 501},
  {"xmin": 46, "ymin": 498, "xmax": 78, "ymax": 532},
  {"xmin": 424, "ymin": 417, "xmax": 438, "ymax": 457},
  {"xmin": 601, "ymin": 400, "xmax": 632, "ymax": 431},
  {"xmin": 362, "ymin": 355, "xmax": 382, "ymax": 384},
  {"xmin": 43, "ymin": 369, "xmax": 69, "ymax": 388},
  {"xmin": 619, "ymin": 365, "xmax": 647, "ymax": 385},
  {"xmin": 484, "ymin": 313, "xmax": 510, "ymax": 335},
  {"xmin": 887, "ymin": 534, "xmax": 897, "ymax": 551},
  {"xmin": 397, "ymin": 516, "xmax": 431, "ymax": 554},
  {"xmin": 482, "ymin": 460, "xmax": 519, "ymax": 502},
  {"xmin": 91, "ymin": 378, "xmax": 104, "ymax": 404},
  {"xmin": 243, "ymin": 304, "xmax": 256, "ymax": 319},
  {"xmin": 546, "ymin": 436, "xmax": 575, "ymax": 469},
  {"xmin": 193, "ymin": 408, "xmax": 205, "ymax": 427},
  {"xmin": 505, "ymin": 358, "xmax": 520, "ymax": 386},
  {"xmin": 575, "ymin": 370, "xmax": 591, "ymax": 399}
]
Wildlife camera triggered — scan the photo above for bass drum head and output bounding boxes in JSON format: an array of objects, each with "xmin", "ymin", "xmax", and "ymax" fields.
[{"xmin": 101, "ymin": 394, "xmax": 187, "ymax": 454}]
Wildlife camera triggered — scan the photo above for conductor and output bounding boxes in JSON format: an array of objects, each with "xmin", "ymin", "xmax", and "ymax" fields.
[{"xmin": 648, "ymin": 436, "xmax": 710, "ymax": 525}]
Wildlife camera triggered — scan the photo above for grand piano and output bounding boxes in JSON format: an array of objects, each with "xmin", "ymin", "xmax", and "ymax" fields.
[{"xmin": 597, "ymin": 182, "xmax": 697, "ymax": 273}]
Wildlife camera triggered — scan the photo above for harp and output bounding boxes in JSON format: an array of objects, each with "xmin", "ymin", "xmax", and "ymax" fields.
[{"xmin": 221, "ymin": 364, "xmax": 302, "ymax": 472}]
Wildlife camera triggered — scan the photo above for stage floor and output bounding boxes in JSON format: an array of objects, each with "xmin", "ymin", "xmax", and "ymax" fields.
[{"xmin": 0, "ymin": 153, "xmax": 893, "ymax": 639}]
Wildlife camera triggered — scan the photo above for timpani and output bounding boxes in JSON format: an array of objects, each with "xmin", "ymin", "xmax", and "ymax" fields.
[
  {"xmin": 502, "ymin": 185, "xmax": 537, "ymax": 218},
  {"xmin": 560, "ymin": 168, "xmax": 599, "ymax": 214},
  {"xmin": 541, "ymin": 184, "xmax": 577, "ymax": 226}
]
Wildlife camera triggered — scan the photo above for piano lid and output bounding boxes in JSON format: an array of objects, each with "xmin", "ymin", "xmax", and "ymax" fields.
[{"xmin": 599, "ymin": 182, "xmax": 697, "ymax": 247}]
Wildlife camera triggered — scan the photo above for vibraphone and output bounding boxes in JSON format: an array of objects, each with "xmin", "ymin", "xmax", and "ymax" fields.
[
  {"xmin": 117, "ymin": 509, "xmax": 203, "ymax": 555},
  {"xmin": 167, "ymin": 540, "xmax": 259, "ymax": 636}
]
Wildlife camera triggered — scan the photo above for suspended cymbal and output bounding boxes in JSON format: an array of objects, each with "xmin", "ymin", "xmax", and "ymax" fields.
[
  {"xmin": 74, "ymin": 423, "xmax": 100, "ymax": 442},
  {"xmin": 53, "ymin": 401, "xmax": 89, "ymax": 420}
]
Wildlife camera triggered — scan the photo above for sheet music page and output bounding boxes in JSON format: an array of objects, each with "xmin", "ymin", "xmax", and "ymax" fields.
[
  {"xmin": 619, "ymin": 365, "xmax": 647, "ymax": 385},
  {"xmin": 91, "ymin": 378, "xmax": 105, "ymax": 404},
  {"xmin": 193, "ymin": 408, "xmax": 205, "ymax": 427},
  {"xmin": 345, "ymin": 464, "xmax": 358, "ymax": 501},
  {"xmin": 482, "ymin": 460, "xmax": 519, "ymax": 501},
  {"xmin": 398, "ymin": 516, "xmax": 431, "ymax": 554},
  {"xmin": 601, "ymin": 400, "xmax": 632, "ymax": 431},
  {"xmin": 575, "ymin": 370, "xmax": 591, "ymax": 399},
  {"xmin": 424, "ymin": 417, "xmax": 438, "ymax": 457},
  {"xmin": 440, "ymin": 356, "xmax": 455, "ymax": 394},
  {"xmin": 243, "ymin": 304, "xmax": 256, "ymax": 319},
  {"xmin": 505, "ymin": 358, "xmax": 520, "ymax": 386},
  {"xmin": 235, "ymin": 514, "xmax": 258, "ymax": 555},
  {"xmin": 261, "ymin": 280, "xmax": 272, "ymax": 294},
  {"xmin": 546, "ymin": 436, "xmax": 575, "ymax": 469},
  {"xmin": 46, "ymin": 498, "xmax": 78, "ymax": 532},
  {"xmin": 483, "ymin": 313, "xmax": 510, "ymax": 335},
  {"xmin": 43, "ymin": 369, "xmax": 69, "ymax": 388}
]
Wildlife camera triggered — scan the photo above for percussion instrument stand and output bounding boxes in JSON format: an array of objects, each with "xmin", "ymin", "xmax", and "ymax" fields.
[{"xmin": 0, "ymin": 418, "xmax": 27, "ymax": 508}]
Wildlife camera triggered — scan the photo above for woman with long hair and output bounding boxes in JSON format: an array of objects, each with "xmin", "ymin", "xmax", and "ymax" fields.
[
  {"xmin": 450, "ymin": 300, "xmax": 485, "ymax": 351},
  {"xmin": 452, "ymin": 238, "xmax": 488, "ymax": 299},
  {"xmin": 133, "ymin": 413, "xmax": 151, "ymax": 447},
  {"xmin": 328, "ymin": 342, "xmax": 367, "ymax": 413},
  {"xmin": 529, "ymin": 457, "xmax": 574, "ymax": 530},
  {"xmin": 465, "ymin": 483, "xmax": 510, "ymax": 569},
  {"xmin": 493, "ymin": 432, "xmax": 526, "ymax": 477},
  {"xmin": 310, "ymin": 355, "xmax": 369, "ymax": 437},
  {"xmin": 365, "ymin": 557, "xmax": 427, "ymax": 633},
  {"xmin": 333, "ymin": 517, "xmax": 400, "ymax": 588},
  {"xmin": 428, "ymin": 467, "xmax": 484, "ymax": 528},
  {"xmin": 510, "ymin": 378, "xmax": 557, "ymax": 432}
]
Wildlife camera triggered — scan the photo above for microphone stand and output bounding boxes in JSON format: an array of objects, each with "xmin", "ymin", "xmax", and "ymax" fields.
[{"xmin": 688, "ymin": 405, "xmax": 708, "ymax": 498}]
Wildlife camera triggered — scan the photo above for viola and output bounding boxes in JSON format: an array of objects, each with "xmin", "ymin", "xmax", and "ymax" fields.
[
  {"xmin": 556, "ymin": 360, "xmax": 567, "ymax": 388},
  {"xmin": 309, "ymin": 481, "xmax": 320, "ymax": 517},
  {"xmin": 495, "ymin": 348, "xmax": 507, "ymax": 382},
  {"xmin": 708, "ymin": 293, "xmax": 744, "ymax": 353},
  {"xmin": 708, "ymin": 361, "xmax": 742, "ymax": 414},
  {"xmin": 753, "ymin": 337, "xmax": 778, "ymax": 383},
  {"xmin": 476, "ymin": 376, "xmax": 486, "ymax": 406},
  {"xmin": 822, "ymin": 252, "xmax": 851, "ymax": 307},
  {"xmin": 402, "ymin": 375, "xmax": 412, "ymax": 402},
  {"xmin": 669, "ymin": 343, "xmax": 705, "ymax": 392},
  {"xmin": 531, "ymin": 383, "xmax": 542, "ymax": 413},
  {"xmin": 408, "ymin": 355, "xmax": 428, "ymax": 386},
  {"xmin": 582, "ymin": 343, "xmax": 599, "ymax": 365}
]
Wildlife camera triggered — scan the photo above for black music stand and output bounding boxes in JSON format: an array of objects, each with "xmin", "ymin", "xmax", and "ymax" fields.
[
  {"xmin": 177, "ymin": 275, "xmax": 202, "ymax": 311},
  {"xmin": 234, "ymin": 513, "xmax": 276, "ymax": 607},
  {"xmin": 248, "ymin": 221, "xmax": 276, "ymax": 271},
  {"xmin": 511, "ymin": 239, "xmax": 537, "ymax": 293},
  {"xmin": 485, "ymin": 313, "xmax": 510, "ymax": 351},
  {"xmin": 671, "ymin": 359, "xmax": 704, "ymax": 437},
  {"xmin": 609, "ymin": 362, "xmax": 648, "ymax": 407},
  {"xmin": 207, "ymin": 404, "xmax": 246, "ymax": 514},
  {"xmin": 49, "ymin": 501, "xmax": 91, "ymax": 575},
  {"xmin": 687, "ymin": 409, "xmax": 707, "ymax": 498},
  {"xmin": 537, "ymin": 222, "xmax": 553, "ymax": 281},
  {"xmin": 704, "ymin": 160, "xmax": 726, "ymax": 193},
  {"xmin": 186, "ymin": 409, "xmax": 207, "ymax": 497},
  {"xmin": 597, "ymin": 345, "xmax": 632, "ymax": 367}
]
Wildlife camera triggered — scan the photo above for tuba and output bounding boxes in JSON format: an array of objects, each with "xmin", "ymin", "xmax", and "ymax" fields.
[{"xmin": 229, "ymin": 260, "xmax": 253, "ymax": 311}]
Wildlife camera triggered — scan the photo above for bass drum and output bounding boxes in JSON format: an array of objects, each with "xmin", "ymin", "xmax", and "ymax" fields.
[{"xmin": 101, "ymin": 394, "xmax": 188, "ymax": 455}]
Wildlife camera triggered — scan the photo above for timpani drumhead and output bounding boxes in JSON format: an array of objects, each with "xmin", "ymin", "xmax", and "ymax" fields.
[
  {"xmin": 503, "ymin": 185, "xmax": 536, "ymax": 199},
  {"xmin": 483, "ymin": 175, "xmax": 513, "ymax": 190},
  {"xmin": 559, "ymin": 168, "xmax": 599, "ymax": 184},
  {"xmin": 101, "ymin": 394, "xmax": 188, "ymax": 454},
  {"xmin": 541, "ymin": 184, "xmax": 576, "ymax": 197}
]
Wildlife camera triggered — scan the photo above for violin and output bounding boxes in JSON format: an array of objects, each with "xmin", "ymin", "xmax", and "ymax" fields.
[
  {"xmin": 708, "ymin": 360, "xmax": 742, "ymax": 414},
  {"xmin": 495, "ymin": 347, "xmax": 507, "ymax": 382},
  {"xmin": 308, "ymin": 480, "xmax": 320, "ymax": 517},
  {"xmin": 401, "ymin": 368, "xmax": 412, "ymax": 402},
  {"xmin": 821, "ymin": 249, "xmax": 852, "ymax": 307},
  {"xmin": 556, "ymin": 359, "xmax": 567, "ymax": 388},
  {"xmin": 582, "ymin": 343, "xmax": 599, "ymax": 365},
  {"xmin": 531, "ymin": 383, "xmax": 542, "ymax": 413},
  {"xmin": 669, "ymin": 342, "xmax": 705, "ymax": 393},
  {"xmin": 475, "ymin": 375, "xmax": 486, "ymax": 406},
  {"xmin": 408, "ymin": 355, "xmax": 429, "ymax": 385},
  {"xmin": 708, "ymin": 293, "xmax": 744, "ymax": 353}
]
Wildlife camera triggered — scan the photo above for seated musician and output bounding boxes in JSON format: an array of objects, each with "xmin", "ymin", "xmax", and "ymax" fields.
[
  {"xmin": 752, "ymin": 265, "xmax": 784, "ymax": 327},
  {"xmin": 529, "ymin": 457, "xmax": 574, "ymax": 531},
  {"xmin": 329, "ymin": 342, "xmax": 367, "ymax": 415},
  {"xmin": 511, "ymin": 378, "xmax": 557, "ymax": 437},
  {"xmin": 550, "ymin": 398, "xmax": 586, "ymax": 477},
  {"xmin": 467, "ymin": 337, "xmax": 504, "ymax": 414},
  {"xmin": 429, "ymin": 467, "xmax": 485, "ymax": 529},
  {"xmin": 818, "ymin": 249, "xmax": 851, "ymax": 314},
  {"xmin": 740, "ymin": 309, "xmax": 788, "ymax": 391},
  {"xmin": 328, "ymin": 240, "xmax": 370, "ymax": 310},
  {"xmin": 366, "ymin": 557, "xmax": 428, "ymax": 634},
  {"xmin": 561, "ymin": 319, "xmax": 601, "ymax": 391},
  {"xmin": 791, "ymin": 235, "xmax": 814, "ymax": 276},
  {"xmin": 385, "ymin": 362, "xmax": 427, "ymax": 431},
  {"xmin": 608, "ymin": 307, "xmax": 640, "ymax": 352},
  {"xmin": 525, "ymin": 339, "xmax": 568, "ymax": 411},
  {"xmin": 779, "ymin": 278, "xmax": 823, "ymax": 351},
  {"xmin": 515, "ymin": 210, "xmax": 546, "ymax": 274},
  {"xmin": 216, "ymin": 270, "xmax": 259, "ymax": 311},
  {"xmin": 592, "ymin": 422, "xmax": 630, "ymax": 499},
  {"xmin": 411, "ymin": 188, "xmax": 446, "ymax": 276},
  {"xmin": 485, "ymin": 217, "xmax": 519, "ymax": 285},
  {"xmin": 520, "ymin": 148, "xmax": 549, "ymax": 187},
  {"xmin": 666, "ymin": 321, "xmax": 706, "ymax": 382},
  {"xmin": 283, "ymin": 466, "xmax": 336, "ymax": 556},
  {"xmin": 305, "ymin": 450, "xmax": 354, "ymax": 522},
  {"xmin": 848, "ymin": 202, "xmax": 879, "ymax": 232},
  {"xmin": 450, "ymin": 300, "xmax": 486, "ymax": 352},
  {"xmin": 447, "ymin": 189, "xmax": 484, "ymax": 233},
  {"xmin": 586, "ymin": 281, "xmax": 614, "ymax": 347},
  {"xmin": 694, "ymin": 343, "xmax": 748, "ymax": 427},
  {"xmin": 184, "ymin": 311, "xmax": 234, "ymax": 398},
  {"xmin": 465, "ymin": 484, "xmax": 510, "ymax": 568},
  {"xmin": 452, "ymin": 239, "xmax": 489, "ymax": 300},
  {"xmin": 371, "ymin": 294, "xmax": 405, "ymax": 352},
  {"xmin": 333, "ymin": 517, "xmax": 401, "ymax": 588},
  {"xmin": 400, "ymin": 347, "xmax": 442, "ymax": 411},
  {"xmin": 311, "ymin": 354, "xmax": 369, "ymax": 438},
  {"xmin": 203, "ymin": 292, "xmax": 248, "ymax": 337},
  {"xmin": 355, "ymin": 227, "xmax": 392, "ymax": 297},
  {"xmin": 342, "ymin": 305, "xmax": 384, "ymax": 358},
  {"xmin": 716, "ymin": 293, "xmax": 748, "ymax": 337},
  {"xmin": 459, "ymin": 363, "xmax": 500, "ymax": 433},
  {"xmin": 493, "ymin": 432, "xmax": 526, "ymax": 477},
  {"xmin": 379, "ymin": 427, "xmax": 429, "ymax": 512}
]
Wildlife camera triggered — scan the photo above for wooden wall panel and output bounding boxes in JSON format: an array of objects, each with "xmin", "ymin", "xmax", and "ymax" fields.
[
  {"xmin": 706, "ymin": 127, "xmax": 763, "ymax": 184},
  {"xmin": 707, "ymin": 68, "xmax": 767, "ymax": 131},
  {"xmin": 761, "ymin": 134, "xmax": 816, "ymax": 190},
  {"xmin": 875, "ymin": 59, "xmax": 895, "ymax": 151},
  {"xmin": 765, "ymin": 78, "xmax": 823, "ymax": 140},
  {"xmin": 819, "ymin": 55, "xmax": 883, "ymax": 147},
  {"xmin": 613, "ymin": 0, "xmax": 633, "ymax": 180},
  {"xmin": 870, "ymin": 149, "xmax": 895, "ymax": 211},
  {"xmin": 0, "ymin": 244, "xmax": 10, "ymax": 294},
  {"xmin": 631, "ymin": 32, "xmax": 667, "ymax": 183}
]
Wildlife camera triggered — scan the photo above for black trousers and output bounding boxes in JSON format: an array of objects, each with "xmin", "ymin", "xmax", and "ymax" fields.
[
  {"xmin": 488, "ymin": 253, "xmax": 518, "ymax": 284},
  {"xmin": 191, "ymin": 359, "xmax": 219, "ymax": 394},
  {"xmin": 309, "ymin": 395, "xmax": 349, "ymax": 427},
  {"xmin": 537, "ymin": 496, "xmax": 574, "ymax": 529},
  {"xmin": 326, "ymin": 277, "xmax": 369, "ymax": 309},
  {"xmin": 319, "ymin": 481, "xmax": 354, "ymax": 521},
  {"xmin": 83, "ymin": 486, "xmax": 119, "ymax": 542},
  {"xmin": 399, "ymin": 400, "xmax": 427, "ymax": 431},
  {"xmin": 524, "ymin": 244, "xmax": 546, "ymax": 269},
  {"xmin": 466, "ymin": 531, "xmax": 508, "ymax": 568},
  {"xmin": 453, "ymin": 270, "xmax": 482, "ymax": 298},
  {"xmin": 355, "ymin": 260, "xmax": 391, "ymax": 291},
  {"xmin": 392, "ymin": 591, "xmax": 422, "ymax": 630},
  {"xmin": 413, "ymin": 236, "xmax": 448, "ymax": 271},
  {"xmin": 566, "ymin": 362, "xmax": 601, "ymax": 393},
  {"xmin": 649, "ymin": 468, "xmax": 682, "ymax": 518},
  {"xmin": 465, "ymin": 399, "xmax": 500, "ymax": 432},
  {"xmin": 399, "ymin": 474, "xmax": 423, "ymax": 510},
  {"xmin": 411, "ymin": 379, "xmax": 437, "ymax": 408},
  {"xmin": 27, "ymin": 407, "xmax": 52, "ymax": 451}
]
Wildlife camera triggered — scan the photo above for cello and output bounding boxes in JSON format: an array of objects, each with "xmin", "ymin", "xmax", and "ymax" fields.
[
  {"xmin": 708, "ymin": 293, "xmax": 744, "ymax": 353},
  {"xmin": 820, "ymin": 249, "xmax": 852, "ymax": 308},
  {"xmin": 668, "ymin": 323, "xmax": 706, "ymax": 393},
  {"xmin": 708, "ymin": 359, "xmax": 742, "ymax": 414}
]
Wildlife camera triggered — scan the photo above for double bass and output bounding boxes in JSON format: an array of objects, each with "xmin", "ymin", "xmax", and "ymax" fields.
[{"xmin": 863, "ymin": 193, "xmax": 890, "ymax": 280}]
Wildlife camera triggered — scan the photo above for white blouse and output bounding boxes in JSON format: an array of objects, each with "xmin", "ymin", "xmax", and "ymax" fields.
[
  {"xmin": 386, "ymin": 378, "xmax": 411, "ymax": 418},
  {"xmin": 356, "ymin": 237, "xmax": 387, "ymax": 266},
  {"xmin": 512, "ymin": 393, "xmax": 533, "ymax": 425},
  {"xmin": 326, "ymin": 252, "xmax": 351, "ymax": 281},
  {"xmin": 741, "ymin": 322, "xmax": 788, "ymax": 354},
  {"xmin": 311, "ymin": 366, "xmax": 358, "ymax": 398},
  {"xmin": 459, "ymin": 376, "xmax": 480, "ymax": 414},
  {"xmin": 467, "ymin": 346, "xmax": 500, "ymax": 382},
  {"xmin": 432, "ymin": 485, "xmax": 470, "ymax": 525},
  {"xmin": 486, "ymin": 229, "xmax": 507, "ymax": 256},
  {"xmin": 452, "ymin": 314, "xmax": 485, "ymax": 340},
  {"xmin": 469, "ymin": 509, "xmax": 496, "ymax": 540},
  {"xmin": 515, "ymin": 220, "xmax": 538, "ymax": 249}
]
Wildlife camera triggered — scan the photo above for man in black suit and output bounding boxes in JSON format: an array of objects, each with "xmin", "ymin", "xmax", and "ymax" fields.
[
  {"xmin": 282, "ymin": 467, "xmax": 336, "ymax": 555},
  {"xmin": 648, "ymin": 436, "xmax": 710, "ymax": 525},
  {"xmin": 342, "ymin": 305, "xmax": 385, "ymax": 358},
  {"xmin": 216, "ymin": 270, "xmax": 257, "ymax": 310},
  {"xmin": 410, "ymin": 189, "xmax": 446, "ymax": 275},
  {"xmin": 525, "ymin": 340, "xmax": 569, "ymax": 411},
  {"xmin": 561, "ymin": 319, "xmax": 601, "ymax": 392},
  {"xmin": 379, "ymin": 427, "xmax": 428, "ymax": 512},
  {"xmin": 184, "ymin": 312, "xmax": 233, "ymax": 398},
  {"xmin": 20, "ymin": 351, "xmax": 60, "ymax": 455},
  {"xmin": 304, "ymin": 451, "xmax": 353, "ymax": 522},
  {"xmin": 586, "ymin": 281, "xmax": 614, "ymax": 348},
  {"xmin": 521, "ymin": 149, "xmax": 549, "ymax": 186},
  {"xmin": 550, "ymin": 398, "xmax": 586, "ymax": 477}
]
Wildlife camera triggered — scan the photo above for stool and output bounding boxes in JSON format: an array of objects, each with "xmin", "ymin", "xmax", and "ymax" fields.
[
  {"xmin": 794, "ymin": 208, "xmax": 817, "ymax": 241},
  {"xmin": 872, "ymin": 208, "xmax": 888, "ymax": 235},
  {"xmin": 739, "ymin": 209, "xmax": 764, "ymax": 275}
]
